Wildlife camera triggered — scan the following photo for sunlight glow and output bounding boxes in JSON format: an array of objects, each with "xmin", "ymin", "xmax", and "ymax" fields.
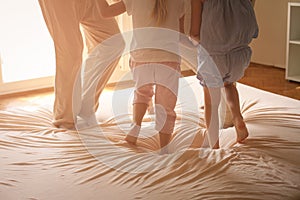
[{"xmin": 0, "ymin": 0, "xmax": 55, "ymax": 83}]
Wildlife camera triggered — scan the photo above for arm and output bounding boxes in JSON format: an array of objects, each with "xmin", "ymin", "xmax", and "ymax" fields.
[
  {"xmin": 179, "ymin": 14, "xmax": 197, "ymax": 49},
  {"xmin": 190, "ymin": 0, "xmax": 203, "ymax": 43},
  {"xmin": 179, "ymin": 15, "xmax": 185, "ymax": 34},
  {"xmin": 98, "ymin": 0, "xmax": 126, "ymax": 18}
]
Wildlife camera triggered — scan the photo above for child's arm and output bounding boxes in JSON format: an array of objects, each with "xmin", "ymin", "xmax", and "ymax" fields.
[
  {"xmin": 179, "ymin": 15, "xmax": 197, "ymax": 49},
  {"xmin": 179, "ymin": 15, "xmax": 185, "ymax": 34},
  {"xmin": 190, "ymin": 0, "xmax": 203, "ymax": 43},
  {"xmin": 179, "ymin": 14, "xmax": 195, "ymax": 48},
  {"xmin": 98, "ymin": 0, "xmax": 126, "ymax": 18}
]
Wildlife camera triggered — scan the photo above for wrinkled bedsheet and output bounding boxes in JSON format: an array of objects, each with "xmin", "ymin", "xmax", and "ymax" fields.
[{"xmin": 0, "ymin": 76, "xmax": 299, "ymax": 200}]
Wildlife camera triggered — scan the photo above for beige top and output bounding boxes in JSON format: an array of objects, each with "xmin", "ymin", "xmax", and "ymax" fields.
[{"xmin": 122, "ymin": 0, "xmax": 185, "ymax": 63}]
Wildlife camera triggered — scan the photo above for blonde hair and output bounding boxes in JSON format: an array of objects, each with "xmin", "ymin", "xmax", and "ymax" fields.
[{"xmin": 152, "ymin": 0, "xmax": 168, "ymax": 25}]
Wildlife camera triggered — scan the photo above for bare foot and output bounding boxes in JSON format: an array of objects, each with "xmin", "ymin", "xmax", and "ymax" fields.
[
  {"xmin": 212, "ymin": 141, "xmax": 220, "ymax": 149},
  {"xmin": 159, "ymin": 146, "xmax": 169, "ymax": 155},
  {"xmin": 125, "ymin": 124, "xmax": 140, "ymax": 145},
  {"xmin": 125, "ymin": 135, "xmax": 137, "ymax": 145},
  {"xmin": 201, "ymin": 130, "xmax": 210, "ymax": 148},
  {"xmin": 234, "ymin": 120, "xmax": 249, "ymax": 143},
  {"xmin": 202, "ymin": 130, "xmax": 220, "ymax": 149}
]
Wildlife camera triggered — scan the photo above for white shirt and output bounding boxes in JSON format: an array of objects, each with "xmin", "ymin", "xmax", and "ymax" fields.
[{"xmin": 122, "ymin": 0, "xmax": 185, "ymax": 62}]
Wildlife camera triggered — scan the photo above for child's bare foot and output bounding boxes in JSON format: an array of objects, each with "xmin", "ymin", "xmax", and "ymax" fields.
[
  {"xmin": 125, "ymin": 124, "xmax": 141, "ymax": 145},
  {"xmin": 159, "ymin": 132, "xmax": 171, "ymax": 151},
  {"xmin": 201, "ymin": 130, "xmax": 210, "ymax": 148},
  {"xmin": 204, "ymin": 130, "xmax": 220, "ymax": 149},
  {"xmin": 234, "ymin": 119, "xmax": 249, "ymax": 143},
  {"xmin": 212, "ymin": 142, "xmax": 220, "ymax": 149},
  {"xmin": 159, "ymin": 146, "xmax": 169, "ymax": 155},
  {"xmin": 125, "ymin": 135, "xmax": 137, "ymax": 145}
]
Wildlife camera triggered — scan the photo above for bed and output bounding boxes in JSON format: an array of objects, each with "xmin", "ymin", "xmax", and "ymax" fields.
[{"xmin": 0, "ymin": 76, "xmax": 299, "ymax": 200}]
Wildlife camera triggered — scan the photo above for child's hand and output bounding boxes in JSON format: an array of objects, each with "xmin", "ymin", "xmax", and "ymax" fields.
[
  {"xmin": 189, "ymin": 36, "xmax": 200, "ymax": 46},
  {"xmin": 180, "ymin": 35, "xmax": 199, "ymax": 49}
]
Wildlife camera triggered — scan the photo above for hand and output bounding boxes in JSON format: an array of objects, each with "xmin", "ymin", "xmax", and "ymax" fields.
[
  {"xmin": 189, "ymin": 36, "xmax": 200, "ymax": 46},
  {"xmin": 180, "ymin": 35, "xmax": 198, "ymax": 49}
]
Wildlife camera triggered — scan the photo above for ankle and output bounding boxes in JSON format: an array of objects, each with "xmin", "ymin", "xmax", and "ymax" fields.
[
  {"xmin": 232, "ymin": 116, "xmax": 245, "ymax": 125},
  {"xmin": 127, "ymin": 124, "xmax": 141, "ymax": 137}
]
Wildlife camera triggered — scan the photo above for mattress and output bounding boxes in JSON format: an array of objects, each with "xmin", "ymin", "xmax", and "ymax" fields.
[{"xmin": 0, "ymin": 76, "xmax": 299, "ymax": 200}]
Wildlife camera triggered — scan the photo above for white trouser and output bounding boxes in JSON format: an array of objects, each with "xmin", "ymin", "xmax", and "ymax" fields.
[{"xmin": 39, "ymin": 0, "xmax": 121, "ymax": 127}]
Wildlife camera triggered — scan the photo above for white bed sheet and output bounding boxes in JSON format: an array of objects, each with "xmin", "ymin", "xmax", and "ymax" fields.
[{"xmin": 0, "ymin": 76, "xmax": 299, "ymax": 200}]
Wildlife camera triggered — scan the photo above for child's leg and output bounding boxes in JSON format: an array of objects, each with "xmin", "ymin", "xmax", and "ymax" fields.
[
  {"xmin": 125, "ymin": 103, "xmax": 147, "ymax": 144},
  {"xmin": 155, "ymin": 84, "xmax": 177, "ymax": 151},
  {"xmin": 154, "ymin": 62, "xmax": 180, "ymax": 153},
  {"xmin": 159, "ymin": 132, "xmax": 172, "ymax": 154},
  {"xmin": 133, "ymin": 103, "xmax": 148, "ymax": 126},
  {"xmin": 224, "ymin": 83, "xmax": 248, "ymax": 143},
  {"xmin": 203, "ymin": 87, "xmax": 221, "ymax": 149},
  {"xmin": 125, "ymin": 84, "xmax": 154, "ymax": 144}
]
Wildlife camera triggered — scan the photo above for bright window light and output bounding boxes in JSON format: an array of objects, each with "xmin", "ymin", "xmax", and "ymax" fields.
[{"xmin": 0, "ymin": 0, "xmax": 55, "ymax": 83}]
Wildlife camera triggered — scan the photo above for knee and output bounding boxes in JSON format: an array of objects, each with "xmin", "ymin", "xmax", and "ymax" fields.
[
  {"xmin": 134, "ymin": 85, "xmax": 154, "ymax": 105},
  {"xmin": 155, "ymin": 105, "xmax": 177, "ymax": 122}
]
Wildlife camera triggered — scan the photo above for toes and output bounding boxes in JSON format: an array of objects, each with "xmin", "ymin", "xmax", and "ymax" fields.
[
  {"xmin": 125, "ymin": 135, "xmax": 137, "ymax": 145},
  {"xmin": 236, "ymin": 131, "xmax": 248, "ymax": 143}
]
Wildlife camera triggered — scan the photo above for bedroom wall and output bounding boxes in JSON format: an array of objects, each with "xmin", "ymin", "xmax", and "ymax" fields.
[{"xmin": 251, "ymin": 0, "xmax": 300, "ymax": 69}]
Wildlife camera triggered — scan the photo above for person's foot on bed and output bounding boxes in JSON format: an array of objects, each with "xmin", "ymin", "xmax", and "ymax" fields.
[
  {"xmin": 125, "ymin": 124, "xmax": 140, "ymax": 145},
  {"xmin": 53, "ymin": 121, "xmax": 75, "ymax": 130},
  {"xmin": 234, "ymin": 120, "xmax": 249, "ymax": 143},
  {"xmin": 159, "ymin": 146, "xmax": 169, "ymax": 155},
  {"xmin": 57, "ymin": 124, "xmax": 76, "ymax": 130},
  {"xmin": 212, "ymin": 141, "xmax": 220, "ymax": 149},
  {"xmin": 201, "ymin": 130, "xmax": 210, "ymax": 148},
  {"xmin": 125, "ymin": 135, "xmax": 137, "ymax": 145}
]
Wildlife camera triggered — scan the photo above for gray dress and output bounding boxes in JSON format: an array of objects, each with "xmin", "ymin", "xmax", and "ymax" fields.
[{"xmin": 197, "ymin": 0, "xmax": 259, "ymax": 87}]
